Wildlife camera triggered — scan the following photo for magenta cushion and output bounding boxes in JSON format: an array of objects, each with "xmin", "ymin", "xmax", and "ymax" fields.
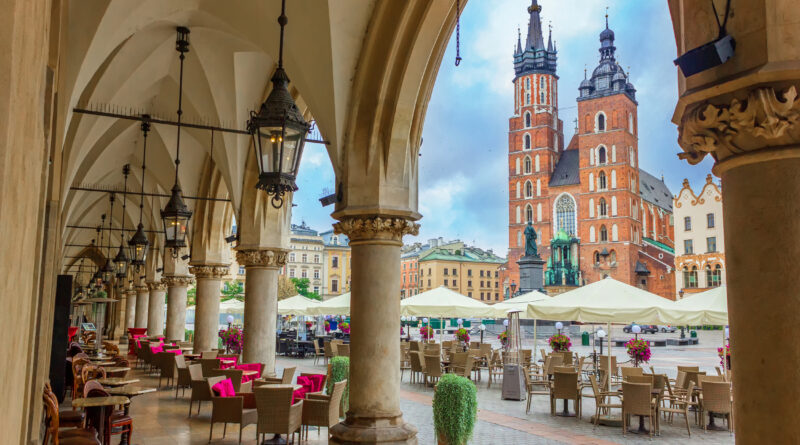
[
  {"xmin": 307, "ymin": 374, "xmax": 325, "ymax": 392},
  {"xmin": 293, "ymin": 376, "xmax": 311, "ymax": 402},
  {"xmin": 211, "ymin": 378, "xmax": 236, "ymax": 397},
  {"xmin": 151, "ymin": 345, "xmax": 163, "ymax": 354},
  {"xmin": 235, "ymin": 363, "xmax": 263, "ymax": 383}
]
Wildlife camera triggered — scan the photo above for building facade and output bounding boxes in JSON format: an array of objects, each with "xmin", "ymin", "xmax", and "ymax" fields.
[
  {"xmin": 321, "ymin": 230, "xmax": 351, "ymax": 299},
  {"xmin": 283, "ymin": 222, "xmax": 325, "ymax": 295},
  {"xmin": 400, "ymin": 237, "xmax": 463, "ymax": 298},
  {"xmin": 506, "ymin": 3, "xmax": 675, "ymax": 299},
  {"xmin": 674, "ymin": 175, "xmax": 726, "ymax": 297},
  {"xmin": 417, "ymin": 245, "xmax": 505, "ymax": 303}
]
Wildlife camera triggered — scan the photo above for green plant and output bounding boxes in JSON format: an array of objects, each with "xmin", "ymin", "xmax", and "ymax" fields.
[
  {"xmin": 327, "ymin": 356, "xmax": 350, "ymax": 414},
  {"xmin": 93, "ymin": 290, "xmax": 107, "ymax": 299},
  {"xmin": 290, "ymin": 277, "xmax": 322, "ymax": 300},
  {"xmin": 433, "ymin": 374, "xmax": 477, "ymax": 445},
  {"xmin": 184, "ymin": 329, "xmax": 194, "ymax": 342},
  {"xmin": 221, "ymin": 280, "xmax": 244, "ymax": 301}
]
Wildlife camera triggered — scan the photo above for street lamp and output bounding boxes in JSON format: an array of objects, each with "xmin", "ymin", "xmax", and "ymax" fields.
[
  {"xmin": 596, "ymin": 329, "xmax": 606, "ymax": 355},
  {"xmin": 555, "ymin": 321, "xmax": 564, "ymax": 335},
  {"xmin": 480, "ymin": 323, "xmax": 486, "ymax": 343},
  {"xmin": 631, "ymin": 324, "xmax": 641, "ymax": 340},
  {"xmin": 678, "ymin": 289, "xmax": 686, "ymax": 339},
  {"xmin": 247, "ymin": 0, "xmax": 310, "ymax": 209},
  {"xmin": 509, "ymin": 281, "xmax": 517, "ymax": 296}
]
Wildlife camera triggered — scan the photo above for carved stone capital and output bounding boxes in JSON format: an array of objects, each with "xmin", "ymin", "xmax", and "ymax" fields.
[
  {"xmin": 162, "ymin": 275, "xmax": 195, "ymax": 287},
  {"xmin": 189, "ymin": 265, "xmax": 229, "ymax": 279},
  {"xmin": 235, "ymin": 248, "xmax": 288, "ymax": 268},
  {"xmin": 678, "ymin": 85, "xmax": 800, "ymax": 170},
  {"xmin": 134, "ymin": 284, "xmax": 149, "ymax": 292},
  {"xmin": 147, "ymin": 281, "xmax": 168, "ymax": 291},
  {"xmin": 333, "ymin": 215, "xmax": 420, "ymax": 243}
]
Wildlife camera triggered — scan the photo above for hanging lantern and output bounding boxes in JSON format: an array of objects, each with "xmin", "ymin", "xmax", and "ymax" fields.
[
  {"xmin": 115, "ymin": 164, "xmax": 130, "ymax": 278},
  {"xmin": 129, "ymin": 223, "xmax": 149, "ymax": 268},
  {"xmin": 247, "ymin": 0, "xmax": 310, "ymax": 209}
]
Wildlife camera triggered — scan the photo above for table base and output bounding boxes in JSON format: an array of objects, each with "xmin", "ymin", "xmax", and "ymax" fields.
[
  {"xmin": 261, "ymin": 434, "xmax": 287, "ymax": 445},
  {"xmin": 590, "ymin": 415, "xmax": 622, "ymax": 427}
]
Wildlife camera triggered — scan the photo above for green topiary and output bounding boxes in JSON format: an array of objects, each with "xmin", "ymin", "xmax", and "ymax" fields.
[
  {"xmin": 433, "ymin": 374, "xmax": 477, "ymax": 445},
  {"xmin": 327, "ymin": 356, "xmax": 350, "ymax": 414}
]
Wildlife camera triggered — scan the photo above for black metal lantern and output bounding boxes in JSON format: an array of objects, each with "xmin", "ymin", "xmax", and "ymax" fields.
[
  {"xmin": 247, "ymin": 0, "xmax": 310, "ymax": 209},
  {"xmin": 129, "ymin": 119, "xmax": 151, "ymax": 269},
  {"xmin": 161, "ymin": 27, "xmax": 193, "ymax": 254},
  {"xmin": 115, "ymin": 165, "xmax": 130, "ymax": 278}
]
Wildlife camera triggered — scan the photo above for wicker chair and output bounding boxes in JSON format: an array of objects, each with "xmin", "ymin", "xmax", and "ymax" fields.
[
  {"xmin": 258, "ymin": 367, "xmax": 296, "ymax": 386},
  {"xmin": 522, "ymin": 365, "xmax": 551, "ymax": 414},
  {"xmin": 335, "ymin": 343, "xmax": 350, "ymax": 357},
  {"xmin": 620, "ymin": 366, "xmax": 644, "ymax": 381},
  {"xmin": 208, "ymin": 378, "xmax": 257, "ymax": 444},
  {"xmin": 621, "ymin": 382, "xmax": 656, "ymax": 438},
  {"xmin": 589, "ymin": 375, "xmax": 621, "ymax": 427},
  {"xmin": 255, "ymin": 385, "xmax": 303, "ymax": 444},
  {"xmin": 301, "ymin": 380, "xmax": 346, "ymax": 440},
  {"xmin": 550, "ymin": 371, "xmax": 581, "ymax": 418},
  {"xmin": 201, "ymin": 350, "xmax": 219, "ymax": 359},
  {"xmin": 409, "ymin": 352, "xmax": 426, "ymax": 385},
  {"xmin": 660, "ymin": 379, "xmax": 694, "ymax": 436},
  {"xmin": 423, "ymin": 354, "xmax": 442, "ymax": 386},
  {"xmin": 323, "ymin": 341, "xmax": 334, "ymax": 365},
  {"xmin": 487, "ymin": 350, "xmax": 503, "ymax": 389},
  {"xmin": 156, "ymin": 352, "xmax": 178, "ymax": 388},
  {"xmin": 174, "ymin": 354, "xmax": 192, "ymax": 398},
  {"xmin": 199, "ymin": 358, "xmax": 224, "ymax": 378},
  {"xmin": 700, "ymin": 381, "xmax": 733, "ymax": 433},
  {"xmin": 189, "ymin": 369, "xmax": 223, "ymax": 417},
  {"xmin": 312, "ymin": 339, "xmax": 324, "ymax": 365}
]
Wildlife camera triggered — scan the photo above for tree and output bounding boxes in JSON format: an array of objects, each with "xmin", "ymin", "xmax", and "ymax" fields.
[
  {"xmin": 278, "ymin": 275, "xmax": 296, "ymax": 300},
  {"xmin": 221, "ymin": 280, "xmax": 244, "ymax": 301},
  {"xmin": 187, "ymin": 286, "xmax": 196, "ymax": 306},
  {"xmin": 290, "ymin": 277, "xmax": 321, "ymax": 300}
]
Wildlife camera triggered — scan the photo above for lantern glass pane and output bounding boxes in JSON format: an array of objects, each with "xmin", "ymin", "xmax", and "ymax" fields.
[{"xmin": 281, "ymin": 128, "xmax": 302, "ymax": 174}]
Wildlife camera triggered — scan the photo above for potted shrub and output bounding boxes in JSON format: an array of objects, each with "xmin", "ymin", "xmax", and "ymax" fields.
[
  {"xmin": 455, "ymin": 327, "xmax": 470, "ymax": 347},
  {"xmin": 718, "ymin": 343, "xmax": 731, "ymax": 370},
  {"xmin": 433, "ymin": 374, "xmax": 477, "ymax": 445},
  {"xmin": 420, "ymin": 325, "xmax": 434, "ymax": 341},
  {"xmin": 327, "ymin": 356, "xmax": 350, "ymax": 417},
  {"xmin": 625, "ymin": 338, "xmax": 651, "ymax": 367},
  {"xmin": 548, "ymin": 333, "xmax": 571, "ymax": 352}
]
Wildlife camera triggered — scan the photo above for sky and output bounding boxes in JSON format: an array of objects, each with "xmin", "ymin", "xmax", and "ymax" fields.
[{"xmin": 290, "ymin": 0, "xmax": 716, "ymax": 257}]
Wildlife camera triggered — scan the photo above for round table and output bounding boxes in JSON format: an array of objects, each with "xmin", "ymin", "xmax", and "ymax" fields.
[{"xmin": 72, "ymin": 395, "xmax": 130, "ymax": 444}]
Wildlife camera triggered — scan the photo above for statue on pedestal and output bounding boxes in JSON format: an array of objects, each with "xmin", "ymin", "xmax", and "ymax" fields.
[{"xmin": 524, "ymin": 221, "xmax": 538, "ymax": 257}]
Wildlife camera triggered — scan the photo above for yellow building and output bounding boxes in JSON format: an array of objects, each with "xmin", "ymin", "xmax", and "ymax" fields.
[
  {"xmin": 322, "ymin": 230, "xmax": 351, "ymax": 299},
  {"xmin": 417, "ymin": 246, "xmax": 505, "ymax": 303}
]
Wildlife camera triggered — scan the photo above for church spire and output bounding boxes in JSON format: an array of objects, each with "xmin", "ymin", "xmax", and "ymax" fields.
[
  {"xmin": 547, "ymin": 22, "xmax": 553, "ymax": 52},
  {"xmin": 525, "ymin": 0, "xmax": 545, "ymax": 50},
  {"xmin": 517, "ymin": 27, "xmax": 522, "ymax": 54}
]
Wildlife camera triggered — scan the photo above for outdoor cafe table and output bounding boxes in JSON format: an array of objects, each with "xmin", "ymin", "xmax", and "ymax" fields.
[
  {"xmin": 99, "ymin": 366, "xmax": 131, "ymax": 374},
  {"xmin": 72, "ymin": 395, "xmax": 130, "ymax": 444},
  {"xmin": 259, "ymin": 385, "xmax": 304, "ymax": 445},
  {"xmin": 106, "ymin": 386, "xmax": 156, "ymax": 445},
  {"xmin": 98, "ymin": 377, "xmax": 139, "ymax": 387},
  {"xmin": 90, "ymin": 360, "xmax": 116, "ymax": 366}
]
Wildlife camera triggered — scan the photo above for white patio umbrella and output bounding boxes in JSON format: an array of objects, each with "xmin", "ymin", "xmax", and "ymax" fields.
[
  {"xmin": 673, "ymin": 286, "xmax": 728, "ymax": 325},
  {"xmin": 493, "ymin": 290, "xmax": 550, "ymax": 360},
  {"xmin": 219, "ymin": 299, "xmax": 245, "ymax": 314},
  {"xmin": 307, "ymin": 292, "xmax": 351, "ymax": 316},
  {"xmin": 401, "ymin": 286, "xmax": 496, "ymax": 318},
  {"xmin": 278, "ymin": 294, "xmax": 321, "ymax": 316}
]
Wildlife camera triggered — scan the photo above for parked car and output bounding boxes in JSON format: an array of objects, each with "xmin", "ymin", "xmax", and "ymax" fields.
[
  {"xmin": 622, "ymin": 324, "xmax": 658, "ymax": 334},
  {"xmin": 658, "ymin": 325, "xmax": 677, "ymax": 333}
]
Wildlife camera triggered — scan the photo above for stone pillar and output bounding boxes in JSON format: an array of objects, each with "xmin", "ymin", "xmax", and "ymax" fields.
[
  {"xmin": 190, "ymin": 265, "xmax": 228, "ymax": 353},
  {"xmin": 330, "ymin": 216, "xmax": 419, "ymax": 444},
  {"xmin": 147, "ymin": 281, "xmax": 167, "ymax": 337},
  {"xmin": 236, "ymin": 249, "xmax": 286, "ymax": 376},
  {"xmin": 134, "ymin": 284, "xmax": 149, "ymax": 329},
  {"xmin": 163, "ymin": 275, "xmax": 194, "ymax": 342},
  {"xmin": 125, "ymin": 289, "xmax": 136, "ymax": 330},
  {"xmin": 677, "ymin": 86, "xmax": 800, "ymax": 442}
]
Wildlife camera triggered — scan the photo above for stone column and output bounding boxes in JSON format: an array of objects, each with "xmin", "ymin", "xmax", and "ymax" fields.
[
  {"xmin": 190, "ymin": 265, "xmax": 228, "ymax": 353},
  {"xmin": 330, "ymin": 216, "xmax": 419, "ymax": 444},
  {"xmin": 236, "ymin": 249, "xmax": 286, "ymax": 376},
  {"xmin": 676, "ymin": 85, "xmax": 800, "ymax": 442},
  {"xmin": 125, "ymin": 289, "xmax": 136, "ymax": 330},
  {"xmin": 134, "ymin": 284, "xmax": 149, "ymax": 329},
  {"xmin": 146, "ymin": 281, "xmax": 167, "ymax": 337},
  {"xmin": 163, "ymin": 275, "xmax": 194, "ymax": 342}
]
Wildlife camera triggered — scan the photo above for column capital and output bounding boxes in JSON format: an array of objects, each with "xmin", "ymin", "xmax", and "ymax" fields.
[
  {"xmin": 147, "ymin": 281, "xmax": 168, "ymax": 291},
  {"xmin": 134, "ymin": 284, "xmax": 148, "ymax": 292},
  {"xmin": 189, "ymin": 265, "xmax": 229, "ymax": 279},
  {"xmin": 678, "ymin": 84, "xmax": 800, "ymax": 174},
  {"xmin": 162, "ymin": 275, "xmax": 195, "ymax": 287},
  {"xmin": 235, "ymin": 248, "xmax": 288, "ymax": 268},
  {"xmin": 333, "ymin": 215, "xmax": 420, "ymax": 243}
]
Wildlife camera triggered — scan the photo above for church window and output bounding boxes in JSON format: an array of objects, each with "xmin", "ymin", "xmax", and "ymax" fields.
[
  {"xmin": 611, "ymin": 224, "xmax": 619, "ymax": 241},
  {"xmin": 610, "ymin": 250, "xmax": 617, "ymax": 264},
  {"xmin": 611, "ymin": 145, "xmax": 617, "ymax": 162},
  {"xmin": 598, "ymin": 171, "xmax": 607, "ymax": 190},
  {"xmin": 598, "ymin": 146, "xmax": 607, "ymax": 164},
  {"xmin": 599, "ymin": 198, "xmax": 607, "ymax": 217},
  {"xmin": 536, "ymin": 179, "xmax": 541, "ymax": 196},
  {"xmin": 555, "ymin": 194, "xmax": 577, "ymax": 236},
  {"xmin": 628, "ymin": 112, "xmax": 634, "ymax": 134},
  {"xmin": 525, "ymin": 181, "xmax": 533, "ymax": 198},
  {"xmin": 515, "ymin": 158, "xmax": 520, "ymax": 174},
  {"xmin": 596, "ymin": 112, "xmax": 606, "ymax": 132},
  {"xmin": 524, "ymin": 134, "xmax": 531, "ymax": 150},
  {"xmin": 539, "ymin": 77, "xmax": 546, "ymax": 103},
  {"xmin": 535, "ymin": 155, "xmax": 540, "ymax": 172},
  {"xmin": 515, "ymin": 181, "xmax": 521, "ymax": 199},
  {"xmin": 540, "ymin": 90, "xmax": 546, "ymax": 104},
  {"xmin": 537, "ymin": 203, "xmax": 542, "ymax": 222},
  {"xmin": 593, "ymin": 251, "xmax": 600, "ymax": 265},
  {"xmin": 589, "ymin": 199, "xmax": 595, "ymax": 217},
  {"xmin": 524, "ymin": 156, "xmax": 532, "ymax": 173},
  {"xmin": 589, "ymin": 226, "xmax": 596, "ymax": 242},
  {"xmin": 589, "ymin": 173, "xmax": 595, "ymax": 191},
  {"xmin": 600, "ymin": 225, "xmax": 608, "ymax": 242},
  {"xmin": 526, "ymin": 92, "xmax": 530, "ymax": 105},
  {"xmin": 525, "ymin": 77, "xmax": 530, "ymax": 90},
  {"xmin": 611, "ymin": 196, "xmax": 618, "ymax": 215},
  {"xmin": 516, "ymin": 206, "xmax": 521, "ymax": 224},
  {"xmin": 525, "ymin": 205, "xmax": 533, "ymax": 224},
  {"xmin": 525, "ymin": 112, "xmax": 531, "ymax": 128}
]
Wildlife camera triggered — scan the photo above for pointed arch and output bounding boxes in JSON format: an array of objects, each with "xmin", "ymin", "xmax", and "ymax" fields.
[
  {"xmin": 524, "ymin": 180, "xmax": 533, "ymax": 198},
  {"xmin": 598, "ymin": 145, "xmax": 607, "ymax": 164},
  {"xmin": 599, "ymin": 198, "xmax": 608, "ymax": 217},
  {"xmin": 515, "ymin": 181, "xmax": 521, "ymax": 199},
  {"xmin": 524, "ymin": 111, "xmax": 531, "ymax": 128},
  {"xmin": 524, "ymin": 155, "xmax": 532, "ymax": 174},
  {"xmin": 515, "ymin": 157, "xmax": 521, "ymax": 175},
  {"xmin": 553, "ymin": 192, "xmax": 578, "ymax": 236},
  {"xmin": 516, "ymin": 206, "xmax": 521, "ymax": 224},
  {"xmin": 525, "ymin": 204, "xmax": 533, "ymax": 223},
  {"xmin": 600, "ymin": 225, "xmax": 608, "ymax": 242},
  {"xmin": 524, "ymin": 133, "xmax": 531, "ymax": 150},
  {"xmin": 595, "ymin": 111, "xmax": 607, "ymax": 132},
  {"xmin": 598, "ymin": 171, "xmax": 607, "ymax": 190}
]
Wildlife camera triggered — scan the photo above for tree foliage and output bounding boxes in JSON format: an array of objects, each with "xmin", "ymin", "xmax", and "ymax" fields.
[
  {"xmin": 221, "ymin": 280, "xmax": 244, "ymax": 301},
  {"xmin": 290, "ymin": 277, "xmax": 321, "ymax": 300},
  {"xmin": 278, "ymin": 275, "xmax": 296, "ymax": 300}
]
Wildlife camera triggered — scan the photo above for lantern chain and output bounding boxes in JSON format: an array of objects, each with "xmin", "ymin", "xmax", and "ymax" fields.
[{"xmin": 455, "ymin": 0, "xmax": 462, "ymax": 66}]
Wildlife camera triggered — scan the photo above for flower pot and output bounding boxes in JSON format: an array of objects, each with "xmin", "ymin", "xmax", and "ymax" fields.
[{"xmin": 438, "ymin": 432, "xmax": 466, "ymax": 445}]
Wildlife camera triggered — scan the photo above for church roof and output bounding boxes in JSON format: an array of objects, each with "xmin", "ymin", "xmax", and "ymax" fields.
[
  {"xmin": 514, "ymin": 0, "xmax": 557, "ymax": 76},
  {"xmin": 576, "ymin": 16, "xmax": 636, "ymax": 103},
  {"xmin": 549, "ymin": 149, "xmax": 580, "ymax": 187},
  {"xmin": 638, "ymin": 169, "xmax": 673, "ymax": 212}
]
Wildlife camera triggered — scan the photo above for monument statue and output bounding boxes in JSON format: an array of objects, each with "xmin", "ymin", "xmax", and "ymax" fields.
[{"xmin": 524, "ymin": 221, "xmax": 538, "ymax": 257}]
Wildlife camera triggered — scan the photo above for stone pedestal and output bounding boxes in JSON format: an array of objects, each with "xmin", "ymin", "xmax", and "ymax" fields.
[
  {"xmin": 518, "ymin": 254, "xmax": 545, "ymax": 293},
  {"xmin": 236, "ymin": 249, "xmax": 284, "ymax": 377},
  {"xmin": 134, "ymin": 285, "xmax": 149, "ymax": 329},
  {"xmin": 164, "ymin": 275, "xmax": 193, "ymax": 342},
  {"xmin": 329, "ymin": 216, "xmax": 419, "ymax": 444},
  {"xmin": 190, "ymin": 265, "xmax": 228, "ymax": 353},
  {"xmin": 147, "ymin": 282, "xmax": 167, "ymax": 337}
]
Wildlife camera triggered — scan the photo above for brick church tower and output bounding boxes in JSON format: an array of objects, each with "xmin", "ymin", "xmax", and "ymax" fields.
[{"xmin": 507, "ymin": 0, "xmax": 564, "ymax": 287}]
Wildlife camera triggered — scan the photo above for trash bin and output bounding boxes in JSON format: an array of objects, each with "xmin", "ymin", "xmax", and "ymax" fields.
[
  {"xmin": 690, "ymin": 330, "xmax": 697, "ymax": 338},
  {"xmin": 582, "ymin": 331, "xmax": 590, "ymax": 346}
]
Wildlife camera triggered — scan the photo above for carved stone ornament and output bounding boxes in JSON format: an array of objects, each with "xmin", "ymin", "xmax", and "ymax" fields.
[
  {"xmin": 147, "ymin": 281, "xmax": 168, "ymax": 291},
  {"xmin": 679, "ymin": 86, "xmax": 800, "ymax": 165},
  {"xmin": 162, "ymin": 275, "xmax": 195, "ymax": 287},
  {"xmin": 189, "ymin": 265, "xmax": 229, "ymax": 279},
  {"xmin": 333, "ymin": 215, "xmax": 420, "ymax": 242},
  {"xmin": 134, "ymin": 284, "xmax": 149, "ymax": 292},
  {"xmin": 235, "ymin": 248, "xmax": 288, "ymax": 267}
]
